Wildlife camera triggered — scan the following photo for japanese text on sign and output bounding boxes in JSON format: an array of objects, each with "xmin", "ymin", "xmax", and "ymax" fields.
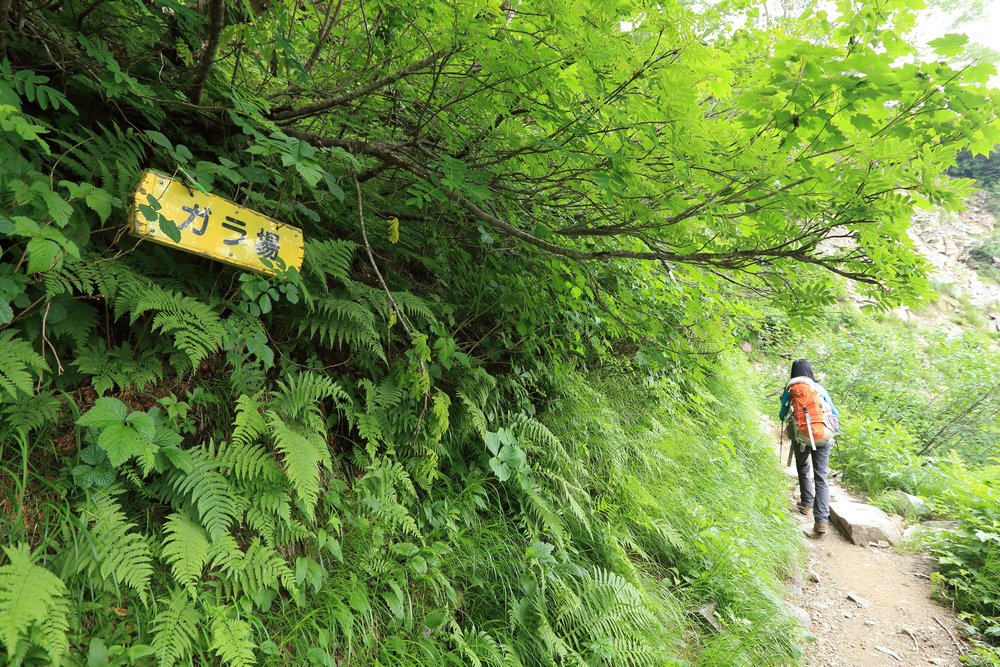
[{"xmin": 130, "ymin": 170, "xmax": 304, "ymax": 276}]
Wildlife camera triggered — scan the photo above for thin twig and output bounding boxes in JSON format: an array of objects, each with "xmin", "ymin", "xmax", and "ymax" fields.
[
  {"xmin": 38, "ymin": 302, "xmax": 64, "ymax": 390},
  {"xmin": 934, "ymin": 616, "xmax": 962, "ymax": 653}
]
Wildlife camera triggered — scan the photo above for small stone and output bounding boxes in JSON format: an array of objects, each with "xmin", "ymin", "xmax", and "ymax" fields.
[
  {"xmin": 696, "ymin": 602, "xmax": 721, "ymax": 631},
  {"xmin": 875, "ymin": 645, "xmax": 902, "ymax": 661},
  {"xmin": 787, "ymin": 585, "xmax": 804, "ymax": 598},
  {"xmin": 928, "ymin": 658, "xmax": 949, "ymax": 665},
  {"xmin": 843, "ymin": 611, "xmax": 853, "ymax": 618},
  {"xmin": 788, "ymin": 604, "xmax": 811, "ymax": 628},
  {"xmin": 878, "ymin": 540, "xmax": 891, "ymax": 548},
  {"xmin": 886, "ymin": 490, "xmax": 929, "ymax": 518},
  {"xmin": 808, "ymin": 570, "xmax": 821, "ymax": 583},
  {"xmin": 865, "ymin": 619, "xmax": 877, "ymax": 626},
  {"xmin": 847, "ymin": 592, "xmax": 871, "ymax": 608}
]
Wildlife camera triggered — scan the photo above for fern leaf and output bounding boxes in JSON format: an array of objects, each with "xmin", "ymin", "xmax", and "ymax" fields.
[
  {"xmin": 0, "ymin": 331, "xmax": 47, "ymax": 402},
  {"xmin": 305, "ymin": 239, "xmax": 357, "ymax": 285},
  {"xmin": 164, "ymin": 447, "xmax": 243, "ymax": 540},
  {"xmin": 272, "ymin": 370, "xmax": 348, "ymax": 422},
  {"xmin": 267, "ymin": 413, "xmax": 331, "ymax": 518},
  {"xmin": 161, "ymin": 512, "xmax": 212, "ymax": 596},
  {"xmin": 73, "ymin": 340, "xmax": 163, "ymax": 395},
  {"xmin": 0, "ymin": 392, "xmax": 60, "ymax": 438},
  {"xmin": 151, "ymin": 590, "xmax": 202, "ymax": 667},
  {"xmin": 210, "ymin": 537, "xmax": 298, "ymax": 598},
  {"xmin": 210, "ymin": 612, "xmax": 257, "ymax": 667},
  {"xmin": 132, "ymin": 288, "xmax": 225, "ymax": 369},
  {"xmin": 53, "ymin": 125, "xmax": 145, "ymax": 201},
  {"xmin": 79, "ymin": 487, "xmax": 154, "ymax": 599},
  {"xmin": 298, "ymin": 295, "xmax": 384, "ymax": 360},
  {"xmin": 0, "ymin": 544, "xmax": 70, "ymax": 663},
  {"xmin": 216, "ymin": 393, "xmax": 284, "ymax": 483}
]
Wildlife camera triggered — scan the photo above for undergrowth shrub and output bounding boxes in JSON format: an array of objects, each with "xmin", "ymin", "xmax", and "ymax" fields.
[{"xmin": 0, "ymin": 345, "xmax": 806, "ymax": 665}]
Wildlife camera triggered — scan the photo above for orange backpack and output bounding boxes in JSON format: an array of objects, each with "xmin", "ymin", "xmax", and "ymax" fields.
[{"xmin": 788, "ymin": 378, "xmax": 834, "ymax": 448}]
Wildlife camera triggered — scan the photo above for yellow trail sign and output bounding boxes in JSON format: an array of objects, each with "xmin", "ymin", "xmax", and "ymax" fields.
[{"xmin": 130, "ymin": 170, "xmax": 304, "ymax": 276}]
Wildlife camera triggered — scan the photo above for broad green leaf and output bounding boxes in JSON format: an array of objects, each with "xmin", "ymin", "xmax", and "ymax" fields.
[
  {"xmin": 77, "ymin": 397, "xmax": 129, "ymax": 428},
  {"xmin": 84, "ymin": 188, "xmax": 114, "ymax": 222},
  {"xmin": 158, "ymin": 215, "xmax": 182, "ymax": 243},
  {"xmin": 929, "ymin": 34, "xmax": 969, "ymax": 58}
]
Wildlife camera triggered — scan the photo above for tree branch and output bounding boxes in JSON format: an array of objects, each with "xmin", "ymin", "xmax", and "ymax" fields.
[
  {"xmin": 0, "ymin": 0, "xmax": 13, "ymax": 59},
  {"xmin": 188, "ymin": 0, "xmax": 227, "ymax": 106},
  {"xmin": 286, "ymin": 130, "xmax": 882, "ymax": 284},
  {"xmin": 271, "ymin": 49, "xmax": 451, "ymax": 121}
]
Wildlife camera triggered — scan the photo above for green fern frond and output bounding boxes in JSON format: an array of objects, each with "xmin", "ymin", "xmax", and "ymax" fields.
[
  {"xmin": 298, "ymin": 295, "xmax": 384, "ymax": 360},
  {"xmin": 231, "ymin": 392, "xmax": 266, "ymax": 444},
  {"xmin": 271, "ymin": 370, "xmax": 348, "ymax": 422},
  {"xmin": 217, "ymin": 439, "xmax": 282, "ymax": 484},
  {"xmin": 33, "ymin": 594, "xmax": 71, "ymax": 666},
  {"xmin": 209, "ymin": 611, "xmax": 257, "ymax": 667},
  {"xmin": 53, "ymin": 125, "xmax": 144, "ymax": 201},
  {"xmin": 0, "ymin": 392, "xmax": 60, "ymax": 438},
  {"xmin": 79, "ymin": 487, "xmax": 154, "ymax": 599},
  {"xmin": 209, "ymin": 536, "xmax": 298, "ymax": 598},
  {"xmin": 43, "ymin": 255, "xmax": 98, "ymax": 298},
  {"xmin": 517, "ymin": 477, "xmax": 568, "ymax": 547},
  {"xmin": 151, "ymin": 590, "xmax": 202, "ymax": 667},
  {"xmin": 93, "ymin": 262, "xmax": 152, "ymax": 320},
  {"xmin": 267, "ymin": 413, "xmax": 331, "ymax": 518},
  {"xmin": 132, "ymin": 288, "xmax": 225, "ymax": 369},
  {"xmin": 348, "ymin": 281, "xmax": 434, "ymax": 322},
  {"xmin": 457, "ymin": 368, "xmax": 499, "ymax": 431},
  {"xmin": 0, "ymin": 544, "xmax": 69, "ymax": 664},
  {"xmin": 305, "ymin": 238, "xmax": 357, "ymax": 285},
  {"xmin": 458, "ymin": 393, "xmax": 490, "ymax": 439},
  {"xmin": 0, "ymin": 331, "xmax": 48, "ymax": 402},
  {"xmin": 217, "ymin": 392, "xmax": 284, "ymax": 483},
  {"xmin": 354, "ymin": 459, "xmax": 419, "ymax": 536},
  {"xmin": 244, "ymin": 491, "xmax": 288, "ymax": 545},
  {"xmin": 163, "ymin": 447, "xmax": 244, "ymax": 540},
  {"xmin": 39, "ymin": 298, "xmax": 100, "ymax": 350},
  {"xmin": 73, "ymin": 340, "xmax": 163, "ymax": 395},
  {"xmin": 161, "ymin": 512, "xmax": 212, "ymax": 596}
]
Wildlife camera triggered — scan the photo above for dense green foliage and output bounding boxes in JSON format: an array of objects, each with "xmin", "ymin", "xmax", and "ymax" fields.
[
  {"xmin": 770, "ymin": 307, "xmax": 1000, "ymax": 660},
  {"xmin": 2, "ymin": 0, "xmax": 999, "ymax": 664},
  {"xmin": 953, "ymin": 149, "xmax": 1000, "ymax": 217}
]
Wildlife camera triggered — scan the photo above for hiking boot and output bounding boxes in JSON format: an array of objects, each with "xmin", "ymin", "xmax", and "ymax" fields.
[
  {"xmin": 798, "ymin": 505, "xmax": 813, "ymax": 517},
  {"xmin": 814, "ymin": 521, "xmax": 829, "ymax": 535}
]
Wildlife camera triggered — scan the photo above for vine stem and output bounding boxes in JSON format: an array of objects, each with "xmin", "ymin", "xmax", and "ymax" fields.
[
  {"xmin": 353, "ymin": 172, "xmax": 413, "ymax": 337},
  {"xmin": 353, "ymin": 173, "xmax": 431, "ymax": 441}
]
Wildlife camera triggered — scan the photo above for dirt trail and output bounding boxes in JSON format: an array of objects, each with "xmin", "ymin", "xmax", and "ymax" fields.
[{"xmin": 769, "ymin": 428, "xmax": 968, "ymax": 666}]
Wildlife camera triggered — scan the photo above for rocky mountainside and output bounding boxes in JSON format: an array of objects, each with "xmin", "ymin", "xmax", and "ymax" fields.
[{"xmin": 908, "ymin": 193, "xmax": 1000, "ymax": 311}]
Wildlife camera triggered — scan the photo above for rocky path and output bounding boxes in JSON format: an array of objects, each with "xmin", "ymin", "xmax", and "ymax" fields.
[{"xmin": 776, "ymin": 451, "xmax": 969, "ymax": 666}]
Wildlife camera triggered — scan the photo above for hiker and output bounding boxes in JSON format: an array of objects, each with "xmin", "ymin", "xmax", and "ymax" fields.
[{"xmin": 779, "ymin": 359, "xmax": 839, "ymax": 534}]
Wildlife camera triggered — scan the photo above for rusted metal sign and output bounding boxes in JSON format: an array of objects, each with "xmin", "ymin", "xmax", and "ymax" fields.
[{"xmin": 130, "ymin": 170, "xmax": 304, "ymax": 275}]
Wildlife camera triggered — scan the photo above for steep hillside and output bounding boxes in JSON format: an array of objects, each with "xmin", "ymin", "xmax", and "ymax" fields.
[{"xmin": 907, "ymin": 194, "xmax": 1000, "ymax": 325}]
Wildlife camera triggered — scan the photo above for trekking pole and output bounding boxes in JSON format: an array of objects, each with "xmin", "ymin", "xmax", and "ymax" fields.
[
  {"xmin": 779, "ymin": 420, "xmax": 783, "ymax": 463},
  {"xmin": 784, "ymin": 420, "xmax": 795, "ymax": 467}
]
